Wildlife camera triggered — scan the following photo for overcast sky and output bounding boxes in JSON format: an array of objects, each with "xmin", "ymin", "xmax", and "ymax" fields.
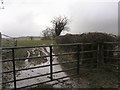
[{"xmin": 0, "ymin": 0, "xmax": 119, "ymax": 37}]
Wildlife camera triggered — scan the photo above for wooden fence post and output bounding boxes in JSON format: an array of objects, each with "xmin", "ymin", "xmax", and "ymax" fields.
[
  {"xmin": 77, "ymin": 44, "xmax": 80, "ymax": 75},
  {"xmin": 0, "ymin": 32, "xmax": 2, "ymax": 89},
  {"xmin": 80, "ymin": 44, "xmax": 84, "ymax": 65},
  {"xmin": 91, "ymin": 44, "xmax": 95, "ymax": 68},
  {"xmin": 97, "ymin": 43, "xmax": 100, "ymax": 67},
  {"xmin": 101, "ymin": 43, "xmax": 104, "ymax": 65},
  {"xmin": 97, "ymin": 43, "xmax": 104, "ymax": 67}
]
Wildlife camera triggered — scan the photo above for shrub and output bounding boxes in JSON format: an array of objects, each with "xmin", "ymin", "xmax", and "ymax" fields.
[
  {"xmin": 55, "ymin": 32, "xmax": 117, "ymax": 68},
  {"xmin": 55, "ymin": 32, "xmax": 117, "ymax": 44}
]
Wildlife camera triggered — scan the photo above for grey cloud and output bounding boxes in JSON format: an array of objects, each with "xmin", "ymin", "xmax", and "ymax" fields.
[
  {"xmin": 2, "ymin": 13, "xmax": 41, "ymax": 37},
  {"xmin": 69, "ymin": 2, "xmax": 118, "ymax": 35}
]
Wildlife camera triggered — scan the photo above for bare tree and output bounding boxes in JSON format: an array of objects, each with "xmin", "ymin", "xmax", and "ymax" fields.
[
  {"xmin": 42, "ymin": 27, "xmax": 55, "ymax": 40},
  {"xmin": 51, "ymin": 16, "xmax": 69, "ymax": 36}
]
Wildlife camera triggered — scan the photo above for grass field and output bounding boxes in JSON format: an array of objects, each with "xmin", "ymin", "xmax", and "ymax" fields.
[{"xmin": 16, "ymin": 40, "xmax": 55, "ymax": 46}]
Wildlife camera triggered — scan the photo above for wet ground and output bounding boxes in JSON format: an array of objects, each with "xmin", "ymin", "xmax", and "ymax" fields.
[{"xmin": 6, "ymin": 47, "xmax": 89, "ymax": 89}]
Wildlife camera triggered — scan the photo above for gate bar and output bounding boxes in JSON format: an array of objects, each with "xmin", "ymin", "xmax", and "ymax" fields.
[
  {"xmin": 12, "ymin": 48, "xmax": 16, "ymax": 90},
  {"xmin": 50, "ymin": 46, "xmax": 53, "ymax": 80}
]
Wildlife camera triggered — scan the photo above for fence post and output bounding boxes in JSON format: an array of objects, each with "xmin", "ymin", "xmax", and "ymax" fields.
[
  {"xmin": 77, "ymin": 44, "xmax": 80, "ymax": 75},
  {"xmin": 80, "ymin": 44, "xmax": 84, "ymax": 65},
  {"xmin": 101, "ymin": 43, "xmax": 104, "ymax": 65},
  {"xmin": 12, "ymin": 48, "xmax": 16, "ymax": 90},
  {"xmin": 97, "ymin": 43, "xmax": 100, "ymax": 67},
  {"xmin": 0, "ymin": 32, "xmax": 2, "ymax": 90},
  {"xmin": 97, "ymin": 43, "xmax": 104, "ymax": 67},
  {"xmin": 49, "ymin": 46, "xmax": 53, "ymax": 80},
  {"xmin": 13, "ymin": 38, "xmax": 17, "ymax": 46},
  {"xmin": 91, "ymin": 44, "xmax": 95, "ymax": 68}
]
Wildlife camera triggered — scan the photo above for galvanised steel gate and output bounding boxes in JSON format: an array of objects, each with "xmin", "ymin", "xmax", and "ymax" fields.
[{"xmin": 1, "ymin": 43, "xmax": 98, "ymax": 89}]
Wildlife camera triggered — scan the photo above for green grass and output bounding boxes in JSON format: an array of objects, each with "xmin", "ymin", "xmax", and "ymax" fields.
[{"xmin": 16, "ymin": 40, "xmax": 55, "ymax": 46}]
